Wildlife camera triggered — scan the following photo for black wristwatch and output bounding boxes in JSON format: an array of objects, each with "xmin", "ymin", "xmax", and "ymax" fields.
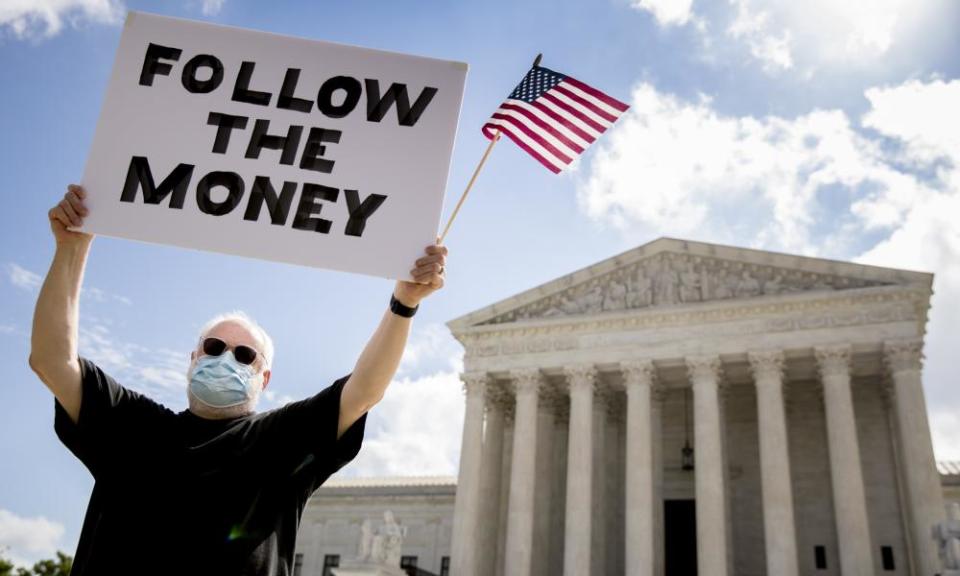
[{"xmin": 390, "ymin": 294, "xmax": 419, "ymax": 317}]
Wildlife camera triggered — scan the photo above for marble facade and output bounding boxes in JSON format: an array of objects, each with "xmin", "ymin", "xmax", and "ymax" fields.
[{"xmin": 300, "ymin": 238, "xmax": 955, "ymax": 576}]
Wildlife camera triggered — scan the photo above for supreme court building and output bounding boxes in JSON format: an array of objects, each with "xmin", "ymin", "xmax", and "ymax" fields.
[{"xmin": 298, "ymin": 238, "xmax": 956, "ymax": 576}]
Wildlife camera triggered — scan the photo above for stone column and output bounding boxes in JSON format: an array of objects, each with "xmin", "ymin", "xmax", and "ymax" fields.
[
  {"xmin": 885, "ymin": 340, "xmax": 946, "ymax": 576},
  {"xmin": 563, "ymin": 364, "xmax": 597, "ymax": 576},
  {"xmin": 652, "ymin": 385, "xmax": 665, "ymax": 576},
  {"xmin": 815, "ymin": 346, "xmax": 875, "ymax": 576},
  {"xmin": 506, "ymin": 368, "xmax": 543, "ymax": 576},
  {"xmin": 451, "ymin": 371, "xmax": 488, "ymax": 576},
  {"xmin": 622, "ymin": 359, "xmax": 656, "ymax": 576},
  {"xmin": 533, "ymin": 390, "xmax": 557, "ymax": 576},
  {"xmin": 687, "ymin": 356, "xmax": 728, "ymax": 576},
  {"xmin": 477, "ymin": 385, "xmax": 507, "ymax": 576},
  {"xmin": 748, "ymin": 350, "xmax": 799, "ymax": 576}
]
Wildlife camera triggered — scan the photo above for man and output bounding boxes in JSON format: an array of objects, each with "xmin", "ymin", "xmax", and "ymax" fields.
[{"xmin": 29, "ymin": 184, "xmax": 448, "ymax": 575}]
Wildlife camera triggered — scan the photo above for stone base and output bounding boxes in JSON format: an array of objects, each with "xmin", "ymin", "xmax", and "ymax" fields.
[{"xmin": 331, "ymin": 560, "xmax": 408, "ymax": 576}]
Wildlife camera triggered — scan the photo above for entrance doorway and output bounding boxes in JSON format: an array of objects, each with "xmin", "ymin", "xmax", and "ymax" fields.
[{"xmin": 664, "ymin": 499, "xmax": 697, "ymax": 576}]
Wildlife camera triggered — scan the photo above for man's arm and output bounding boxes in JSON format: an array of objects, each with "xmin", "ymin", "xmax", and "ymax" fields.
[
  {"xmin": 338, "ymin": 243, "xmax": 448, "ymax": 439},
  {"xmin": 29, "ymin": 184, "xmax": 94, "ymax": 425}
]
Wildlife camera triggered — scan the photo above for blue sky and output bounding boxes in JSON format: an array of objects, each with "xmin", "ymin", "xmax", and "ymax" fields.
[{"xmin": 1, "ymin": 0, "xmax": 958, "ymax": 565}]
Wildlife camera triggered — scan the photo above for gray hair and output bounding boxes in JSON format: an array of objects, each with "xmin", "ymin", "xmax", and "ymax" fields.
[{"xmin": 198, "ymin": 310, "xmax": 275, "ymax": 370}]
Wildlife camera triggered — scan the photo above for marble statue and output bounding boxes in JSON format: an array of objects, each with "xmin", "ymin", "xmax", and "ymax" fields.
[
  {"xmin": 936, "ymin": 502, "xmax": 960, "ymax": 574},
  {"xmin": 355, "ymin": 510, "xmax": 407, "ymax": 567}
]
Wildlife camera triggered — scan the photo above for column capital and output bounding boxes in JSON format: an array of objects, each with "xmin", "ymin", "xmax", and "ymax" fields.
[
  {"xmin": 884, "ymin": 339, "xmax": 924, "ymax": 374},
  {"xmin": 748, "ymin": 350, "xmax": 785, "ymax": 382},
  {"xmin": 686, "ymin": 355, "xmax": 722, "ymax": 384},
  {"xmin": 621, "ymin": 359, "xmax": 657, "ymax": 389},
  {"xmin": 460, "ymin": 371, "xmax": 490, "ymax": 397},
  {"xmin": 510, "ymin": 367, "xmax": 545, "ymax": 396},
  {"xmin": 814, "ymin": 345, "xmax": 851, "ymax": 379},
  {"xmin": 484, "ymin": 382, "xmax": 510, "ymax": 413},
  {"xmin": 564, "ymin": 363, "xmax": 598, "ymax": 392}
]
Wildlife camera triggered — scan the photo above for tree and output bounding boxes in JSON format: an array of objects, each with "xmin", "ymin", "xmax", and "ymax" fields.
[
  {"xmin": 26, "ymin": 552, "xmax": 72, "ymax": 576},
  {"xmin": 0, "ymin": 554, "xmax": 14, "ymax": 576},
  {"xmin": 0, "ymin": 549, "xmax": 72, "ymax": 576}
]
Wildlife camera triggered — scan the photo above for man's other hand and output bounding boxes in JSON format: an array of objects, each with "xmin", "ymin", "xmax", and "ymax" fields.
[
  {"xmin": 49, "ymin": 184, "xmax": 94, "ymax": 246},
  {"xmin": 393, "ymin": 240, "xmax": 448, "ymax": 308}
]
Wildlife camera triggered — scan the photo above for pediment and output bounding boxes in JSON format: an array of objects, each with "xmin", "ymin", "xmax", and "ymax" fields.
[{"xmin": 448, "ymin": 238, "xmax": 931, "ymax": 330}]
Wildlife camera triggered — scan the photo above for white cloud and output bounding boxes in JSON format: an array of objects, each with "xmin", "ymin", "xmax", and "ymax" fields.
[
  {"xmin": 727, "ymin": 0, "xmax": 792, "ymax": 72},
  {"xmin": 0, "ymin": 0, "xmax": 124, "ymax": 40},
  {"xmin": 343, "ymin": 325, "xmax": 466, "ymax": 477},
  {"xmin": 7, "ymin": 263, "xmax": 42, "ymax": 291},
  {"xmin": 630, "ymin": 0, "xmax": 695, "ymax": 27},
  {"xmin": 579, "ymin": 76, "xmax": 960, "ymax": 459},
  {"xmin": 577, "ymin": 82, "xmax": 931, "ymax": 255},
  {"xmin": 931, "ymin": 411, "xmax": 960, "ymax": 461},
  {"xmin": 5, "ymin": 262, "xmax": 133, "ymax": 305},
  {"xmin": 201, "ymin": 0, "xmax": 225, "ymax": 16},
  {"xmin": 347, "ymin": 364, "xmax": 465, "ymax": 477},
  {"xmin": 0, "ymin": 508, "xmax": 64, "ymax": 568},
  {"xmin": 862, "ymin": 78, "xmax": 960, "ymax": 164},
  {"xmin": 723, "ymin": 0, "xmax": 947, "ymax": 75},
  {"xmin": 397, "ymin": 323, "xmax": 464, "ymax": 378},
  {"xmin": 80, "ymin": 286, "xmax": 132, "ymax": 306},
  {"xmin": 635, "ymin": 0, "xmax": 947, "ymax": 76},
  {"xmin": 262, "ymin": 388, "xmax": 296, "ymax": 408},
  {"xmin": 0, "ymin": 324, "xmax": 16, "ymax": 334}
]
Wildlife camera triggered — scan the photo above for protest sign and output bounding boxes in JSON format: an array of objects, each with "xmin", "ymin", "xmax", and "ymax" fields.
[{"xmin": 78, "ymin": 11, "xmax": 467, "ymax": 280}]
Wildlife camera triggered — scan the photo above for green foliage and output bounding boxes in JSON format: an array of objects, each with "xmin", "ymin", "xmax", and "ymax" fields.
[
  {"xmin": 0, "ymin": 550, "xmax": 72, "ymax": 576},
  {"xmin": 0, "ymin": 554, "xmax": 14, "ymax": 576}
]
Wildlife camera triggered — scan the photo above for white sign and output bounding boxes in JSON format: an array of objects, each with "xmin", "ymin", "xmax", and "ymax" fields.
[{"xmin": 79, "ymin": 11, "xmax": 467, "ymax": 281}]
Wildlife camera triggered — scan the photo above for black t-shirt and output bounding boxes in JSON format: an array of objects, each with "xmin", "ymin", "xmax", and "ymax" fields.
[{"xmin": 53, "ymin": 357, "xmax": 367, "ymax": 576}]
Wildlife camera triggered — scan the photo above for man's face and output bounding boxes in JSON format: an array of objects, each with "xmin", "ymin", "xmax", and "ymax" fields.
[
  {"xmin": 192, "ymin": 320, "xmax": 265, "ymax": 369},
  {"xmin": 187, "ymin": 320, "xmax": 272, "ymax": 414}
]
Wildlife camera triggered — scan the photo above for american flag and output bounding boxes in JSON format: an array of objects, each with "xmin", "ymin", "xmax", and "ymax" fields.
[{"xmin": 482, "ymin": 65, "xmax": 629, "ymax": 174}]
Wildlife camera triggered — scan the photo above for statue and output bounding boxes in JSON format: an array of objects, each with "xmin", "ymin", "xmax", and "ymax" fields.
[
  {"xmin": 679, "ymin": 263, "xmax": 702, "ymax": 303},
  {"xmin": 627, "ymin": 267, "xmax": 653, "ymax": 308},
  {"xmin": 358, "ymin": 518, "xmax": 374, "ymax": 560},
  {"xmin": 762, "ymin": 273, "xmax": 784, "ymax": 295},
  {"xmin": 936, "ymin": 502, "xmax": 960, "ymax": 574},
  {"xmin": 602, "ymin": 277, "xmax": 628, "ymax": 311},
  {"xmin": 582, "ymin": 285, "xmax": 604, "ymax": 314},
  {"xmin": 713, "ymin": 271, "xmax": 735, "ymax": 300},
  {"xmin": 654, "ymin": 257, "xmax": 679, "ymax": 305},
  {"xmin": 354, "ymin": 510, "xmax": 407, "ymax": 567},
  {"xmin": 735, "ymin": 271, "xmax": 761, "ymax": 298}
]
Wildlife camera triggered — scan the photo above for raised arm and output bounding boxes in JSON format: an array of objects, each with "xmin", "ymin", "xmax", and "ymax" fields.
[
  {"xmin": 29, "ymin": 184, "xmax": 94, "ymax": 425},
  {"xmin": 337, "ymin": 243, "xmax": 448, "ymax": 439}
]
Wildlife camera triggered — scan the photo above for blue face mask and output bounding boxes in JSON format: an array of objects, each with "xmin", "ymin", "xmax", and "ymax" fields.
[{"xmin": 188, "ymin": 350, "xmax": 262, "ymax": 408}]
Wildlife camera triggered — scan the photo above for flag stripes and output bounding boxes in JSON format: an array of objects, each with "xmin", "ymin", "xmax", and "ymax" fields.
[{"xmin": 482, "ymin": 66, "xmax": 628, "ymax": 173}]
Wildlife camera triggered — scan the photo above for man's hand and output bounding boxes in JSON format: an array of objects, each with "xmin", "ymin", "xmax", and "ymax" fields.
[
  {"xmin": 49, "ymin": 184, "xmax": 94, "ymax": 246},
  {"xmin": 393, "ymin": 240, "xmax": 448, "ymax": 308}
]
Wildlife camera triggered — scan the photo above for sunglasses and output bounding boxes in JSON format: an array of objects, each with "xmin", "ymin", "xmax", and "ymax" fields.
[{"xmin": 201, "ymin": 336, "xmax": 259, "ymax": 366}]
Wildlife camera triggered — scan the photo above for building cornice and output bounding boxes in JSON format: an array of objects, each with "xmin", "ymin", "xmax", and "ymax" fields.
[{"xmin": 452, "ymin": 284, "xmax": 928, "ymax": 349}]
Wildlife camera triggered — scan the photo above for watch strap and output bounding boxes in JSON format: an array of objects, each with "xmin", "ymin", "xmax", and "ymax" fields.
[{"xmin": 390, "ymin": 294, "xmax": 419, "ymax": 317}]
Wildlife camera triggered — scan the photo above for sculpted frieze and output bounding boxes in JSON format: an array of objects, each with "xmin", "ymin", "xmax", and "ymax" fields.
[
  {"xmin": 481, "ymin": 252, "xmax": 892, "ymax": 325},
  {"xmin": 459, "ymin": 290, "xmax": 921, "ymax": 360}
]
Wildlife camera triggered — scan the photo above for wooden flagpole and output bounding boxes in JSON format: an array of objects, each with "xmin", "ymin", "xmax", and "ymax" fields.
[
  {"xmin": 438, "ymin": 130, "xmax": 501, "ymax": 243},
  {"xmin": 437, "ymin": 54, "xmax": 543, "ymax": 244}
]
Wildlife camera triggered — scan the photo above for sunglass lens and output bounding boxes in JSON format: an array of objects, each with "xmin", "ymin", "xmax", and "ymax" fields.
[
  {"xmin": 234, "ymin": 345, "xmax": 258, "ymax": 366},
  {"xmin": 203, "ymin": 337, "xmax": 227, "ymax": 356}
]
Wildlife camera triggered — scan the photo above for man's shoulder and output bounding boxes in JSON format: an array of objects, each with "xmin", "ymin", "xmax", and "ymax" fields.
[{"xmin": 76, "ymin": 355, "xmax": 178, "ymax": 417}]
